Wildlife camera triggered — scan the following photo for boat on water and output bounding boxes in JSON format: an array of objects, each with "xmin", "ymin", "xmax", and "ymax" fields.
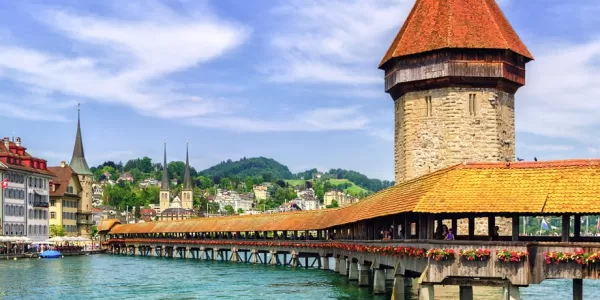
[{"xmin": 40, "ymin": 250, "xmax": 62, "ymax": 259}]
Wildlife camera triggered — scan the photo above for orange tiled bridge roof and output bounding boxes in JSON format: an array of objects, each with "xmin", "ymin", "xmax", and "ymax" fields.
[{"xmin": 107, "ymin": 160, "xmax": 600, "ymax": 235}]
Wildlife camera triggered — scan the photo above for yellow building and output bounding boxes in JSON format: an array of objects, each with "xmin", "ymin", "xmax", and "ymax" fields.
[
  {"xmin": 49, "ymin": 162, "xmax": 82, "ymax": 236},
  {"xmin": 253, "ymin": 185, "xmax": 269, "ymax": 201}
]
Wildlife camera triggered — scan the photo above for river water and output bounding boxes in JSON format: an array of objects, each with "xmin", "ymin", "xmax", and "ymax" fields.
[{"xmin": 0, "ymin": 255, "xmax": 598, "ymax": 299}]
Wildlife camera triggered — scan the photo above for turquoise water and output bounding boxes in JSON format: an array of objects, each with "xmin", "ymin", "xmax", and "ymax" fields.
[{"xmin": 0, "ymin": 255, "xmax": 598, "ymax": 299}]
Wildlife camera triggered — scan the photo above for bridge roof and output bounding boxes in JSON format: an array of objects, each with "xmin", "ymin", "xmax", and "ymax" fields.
[{"xmin": 107, "ymin": 159, "xmax": 600, "ymax": 235}]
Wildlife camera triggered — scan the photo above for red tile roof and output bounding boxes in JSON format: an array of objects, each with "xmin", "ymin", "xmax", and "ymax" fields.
[
  {"xmin": 107, "ymin": 160, "xmax": 600, "ymax": 235},
  {"xmin": 379, "ymin": 0, "xmax": 533, "ymax": 68},
  {"xmin": 48, "ymin": 166, "xmax": 78, "ymax": 197},
  {"xmin": 0, "ymin": 139, "xmax": 54, "ymax": 176}
]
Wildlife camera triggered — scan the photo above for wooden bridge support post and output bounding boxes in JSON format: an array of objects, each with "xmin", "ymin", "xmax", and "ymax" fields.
[
  {"xmin": 321, "ymin": 256, "xmax": 329, "ymax": 270},
  {"xmin": 418, "ymin": 284, "xmax": 434, "ymax": 300},
  {"xmin": 573, "ymin": 279, "xmax": 583, "ymax": 300},
  {"xmin": 133, "ymin": 246, "xmax": 138, "ymax": 256},
  {"xmin": 150, "ymin": 246, "xmax": 154, "ymax": 257},
  {"xmin": 562, "ymin": 215, "xmax": 571, "ymax": 243},
  {"xmin": 290, "ymin": 251, "xmax": 297, "ymax": 267},
  {"xmin": 185, "ymin": 247, "xmax": 190, "ymax": 259},
  {"xmin": 160, "ymin": 245, "xmax": 165, "ymax": 257},
  {"xmin": 340, "ymin": 259, "xmax": 348, "ymax": 276},
  {"xmin": 231, "ymin": 248, "xmax": 238, "ymax": 263},
  {"xmin": 373, "ymin": 269, "xmax": 386, "ymax": 295},
  {"xmin": 334, "ymin": 258, "xmax": 341, "ymax": 273},
  {"xmin": 251, "ymin": 250, "xmax": 258, "ymax": 264},
  {"xmin": 358, "ymin": 264, "xmax": 370, "ymax": 287},
  {"xmin": 269, "ymin": 251, "xmax": 277, "ymax": 265},
  {"xmin": 391, "ymin": 276, "xmax": 412, "ymax": 300},
  {"xmin": 459, "ymin": 286, "xmax": 473, "ymax": 300},
  {"xmin": 199, "ymin": 247, "xmax": 206, "ymax": 260},
  {"xmin": 502, "ymin": 284, "xmax": 521, "ymax": 300},
  {"xmin": 348, "ymin": 262, "xmax": 359, "ymax": 281}
]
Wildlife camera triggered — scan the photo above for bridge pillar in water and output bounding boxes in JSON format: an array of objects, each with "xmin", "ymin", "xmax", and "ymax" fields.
[
  {"xmin": 251, "ymin": 250, "xmax": 258, "ymax": 264},
  {"xmin": 385, "ymin": 269, "xmax": 395, "ymax": 281},
  {"xmin": 291, "ymin": 251, "xmax": 297, "ymax": 267},
  {"xmin": 459, "ymin": 286, "xmax": 473, "ymax": 300},
  {"xmin": 150, "ymin": 246, "xmax": 154, "ymax": 257},
  {"xmin": 502, "ymin": 284, "xmax": 521, "ymax": 300},
  {"xmin": 321, "ymin": 256, "xmax": 329, "ymax": 270},
  {"xmin": 200, "ymin": 247, "xmax": 206, "ymax": 260},
  {"xmin": 231, "ymin": 248, "xmax": 237, "ymax": 263},
  {"xmin": 161, "ymin": 245, "xmax": 166, "ymax": 257},
  {"xmin": 269, "ymin": 251, "xmax": 277, "ymax": 265},
  {"xmin": 358, "ymin": 264, "xmax": 370, "ymax": 287},
  {"xmin": 373, "ymin": 269, "xmax": 386, "ymax": 295},
  {"xmin": 133, "ymin": 246, "xmax": 138, "ymax": 256},
  {"xmin": 391, "ymin": 276, "xmax": 412, "ymax": 300},
  {"xmin": 573, "ymin": 279, "xmax": 583, "ymax": 300},
  {"xmin": 340, "ymin": 259, "xmax": 348, "ymax": 276},
  {"xmin": 419, "ymin": 284, "xmax": 434, "ymax": 300},
  {"xmin": 348, "ymin": 262, "xmax": 359, "ymax": 281},
  {"xmin": 185, "ymin": 247, "xmax": 190, "ymax": 259},
  {"xmin": 334, "ymin": 258, "xmax": 342, "ymax": 273}
]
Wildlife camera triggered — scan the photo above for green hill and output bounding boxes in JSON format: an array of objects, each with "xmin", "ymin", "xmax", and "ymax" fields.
[{"xmin": 199, "ymin": 157, "xmax": 293, "ymax": 180}]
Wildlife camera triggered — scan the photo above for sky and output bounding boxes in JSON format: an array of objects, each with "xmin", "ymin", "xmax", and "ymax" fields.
[{"xmin": 0, "ymin": 0, "xmax": 599, "ymax": 181}]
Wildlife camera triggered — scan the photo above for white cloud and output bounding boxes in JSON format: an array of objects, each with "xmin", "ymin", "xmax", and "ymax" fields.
[
  {"xmin": 263, "ymin": 0, "xmax": 412, "ymax": 85},
  {"xmin": 517, "ymin": 39, "xmax": 600, "ymax": 146},
  {"xmin": 187, "ymin": 106, "xmax": 368, "ymax": 132},
  {"xmin": 0, "ymin": 1, "xmax": 249, "ymax": 121}
]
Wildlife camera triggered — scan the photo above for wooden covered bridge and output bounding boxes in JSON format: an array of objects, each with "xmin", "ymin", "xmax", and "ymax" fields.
[{"xmin": 100, "ymin": 160, "xmax": 600, "ymax": 300}]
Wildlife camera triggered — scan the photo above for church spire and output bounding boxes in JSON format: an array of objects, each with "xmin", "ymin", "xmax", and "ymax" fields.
[
  {"xmin": 183, "ymin": 141, "xmax": 192, "ymax": 190},
  {"xmin": 69, "ymin": 103, "xmax": 93, "ymax": 176},
  {"xmin": 161, "ymin": 140, "xmax": 169, "ymax": 190}
]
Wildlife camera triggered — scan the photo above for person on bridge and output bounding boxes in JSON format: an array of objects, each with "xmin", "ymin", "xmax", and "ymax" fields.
[
  {"xmin": 489, "ymin": 226, "xmax": 500, "ymax": 241},
  {"xmin": 446, "ymin": 228, "xmax": 455, "ymax": 241}
]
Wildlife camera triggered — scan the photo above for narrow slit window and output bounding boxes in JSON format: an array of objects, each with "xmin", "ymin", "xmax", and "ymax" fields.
[
  {"xmin": 425, "ymin": 96, "xmax": 432, "ymax": 117},
  {"xmin": 469, "ymin": 94, "xmax": 477, "ymax": 116}
]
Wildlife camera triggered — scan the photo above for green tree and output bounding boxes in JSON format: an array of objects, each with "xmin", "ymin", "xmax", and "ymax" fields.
[
  {"xmin": 237, "ymin": 208, "xmax": 245, "ymax": 214},
  {"xmin": 135, "ymin": 204, "xmax": 141, "ymax": 221},
  {"xmin": 91, "ymin": 225, "xmax": 98, "ymax": 238},
  {"xmin": 326, "ymin": 200, "xmax": 339, "ymax": 209},
  {"xmin": 49, "ymin": 224, "xmax": 66, "ymax": 237},
  {"xmin": 196, "ymin": 176, "xmax": 212, "ymax": 189},
  {"xmin": 223, "ymin": 205, "xmax": 235, "ymax": 215},
  {"xmin": 245, "ymin": 176, "xmax": 254, "ymax": 192}
]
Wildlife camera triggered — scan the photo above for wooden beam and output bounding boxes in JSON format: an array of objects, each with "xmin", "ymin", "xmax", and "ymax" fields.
[{"xmin": 562, "ymin": 215, "xmax": 570, "ymax": 243}]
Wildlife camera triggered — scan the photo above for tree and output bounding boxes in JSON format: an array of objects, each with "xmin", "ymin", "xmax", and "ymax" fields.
[
  {"xmin": 326, "ymin": 200, "xmax": 339, "ymax": 209},
  {"xmin": 245, "ymin": 176, "xmax": 254, "ymax": 192},
  {"xmin": 91, "ymin": 225, "xmax": 98, "ymax": 238},
  {"xmin": 237, "ymin": 208, "xmax": 245, "ymax": 214},
  {"xmin": 135, "ymin": 204, "xmax": 141, "ymax": 221},
  {"xmin": 223, "ymin": 205, "xmax": 235, "ymax": 215},
  {"xmin": 50, "ymin": 224, "xmax": 66, "ymax": 237}
]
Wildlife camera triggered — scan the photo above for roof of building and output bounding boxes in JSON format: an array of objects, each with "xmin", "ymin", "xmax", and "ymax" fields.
[
  {"xmin": 161, "ymin": 141, "xmax": 169, "ymax": 190},
  {"xmin": 183, "ymin": 142, "xmax": 193, "ymax": 190},
  {"xmin": 69, "ymin": 105, "xmax": 93, "ymax": 176},
  {"xmin": 97, "ymin": 219, "xmax": 121, "ymax": 232},
  {"xmin": 107, "ymin": 159, "xmax": 600, "ymax": 235},
  {"xmin": 48, "ymin": 165, "xmax": 79, "ymax": 197},
  {"xmin": 161, "ymin": 208, "xmax": 193, "ymax": 216},
  {"xmin": 379, "ymin": 0, "xmax": 533, "ymax": 68},
  {"xmin": 0, "ymin": 139, "xmax": 54, "ymax": 176},
  {"xmin": 140, "ymin": 208, "xmax": 157, "ymax": 216}
]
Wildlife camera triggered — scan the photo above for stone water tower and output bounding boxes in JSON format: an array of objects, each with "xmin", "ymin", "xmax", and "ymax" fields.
[{"xmin": 379, "ymin": 0, "xmax": 534, "ymax": 184}]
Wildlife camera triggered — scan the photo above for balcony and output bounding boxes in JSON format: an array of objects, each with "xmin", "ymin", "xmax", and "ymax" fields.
[
  {"xmin": 77, "ymin": 219, "xmax": 94, "ymax": 225},
  {"xmin": 33, "ymin": 202, "xmax": 49, "ymax": 208}
]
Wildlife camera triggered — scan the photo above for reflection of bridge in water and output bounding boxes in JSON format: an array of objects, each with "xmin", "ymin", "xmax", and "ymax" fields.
[{"xmin": 99, "ymin": 159, "xmax": 600, "ymax": 300}]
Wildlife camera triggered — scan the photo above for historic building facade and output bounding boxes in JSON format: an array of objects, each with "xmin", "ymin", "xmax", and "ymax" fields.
[
  {"xmin": 49, "ymin": 162, "xmax": 82, "ymax": 236},
  {"xmin": 0, "ymin": 137, "xmax": 52, "ymax": 240},
  {"xmin": 379, "ymin": 0, "xmax": 533, "ymax": 183},
  {"xmin": 159, "ymin": 142, "xmax": 195, "ymax": 212},
  {"xmin": 181, "ymin": 142, "xmax": 193, "ymax": 210},
  {"xmin": 68, "ymin": 105, "xmax": 94, "ymax": 238}
]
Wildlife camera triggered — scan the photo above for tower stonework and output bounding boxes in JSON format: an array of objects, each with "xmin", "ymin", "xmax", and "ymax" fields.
[
  {"xmin": 380, "ymin": 0, "xmax": 533, "ymax": 183},
  {"xmin": 69, "ymin": 104, "xmax": 94, "ymax": 238},
  {"xmin": 380, "ymin": 0, "xmax": 533, "ymax": 235}
]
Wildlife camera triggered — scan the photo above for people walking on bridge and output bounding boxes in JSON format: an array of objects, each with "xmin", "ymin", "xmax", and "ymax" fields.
[{"xmin": 446, "ymin": 228, "xmax": 455, "ymax": 240}]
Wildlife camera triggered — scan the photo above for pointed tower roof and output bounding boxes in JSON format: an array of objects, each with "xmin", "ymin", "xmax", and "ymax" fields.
[
  {"xmin": 69, "ymin": 103, "xmax": 93, "ymax": 176},
  {"xmin": 161, "ymin": 141, "xmax": 169, "ymax": 190},
  {"xmin": 183, "ymin": 141, "xmax": 192, "ymax": 190},
  {"xmin": 379, "ymin": 0, "xmax": 533, "ymax": 68}
]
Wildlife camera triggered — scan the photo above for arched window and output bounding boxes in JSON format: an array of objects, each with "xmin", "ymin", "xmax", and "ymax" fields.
[{"xmin": 28, "ymin": 225, "xmax": 32, "ymax": 235}]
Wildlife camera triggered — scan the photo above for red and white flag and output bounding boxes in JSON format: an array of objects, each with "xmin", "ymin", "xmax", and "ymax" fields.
[{"xmin": 1, "ymin": 178, "xmax": 8, "ymax": 189}]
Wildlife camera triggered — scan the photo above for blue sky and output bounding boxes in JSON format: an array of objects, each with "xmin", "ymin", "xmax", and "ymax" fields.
[{"xmin": 0, "ymin": 0, "xmax": 599, "ymax": 180}]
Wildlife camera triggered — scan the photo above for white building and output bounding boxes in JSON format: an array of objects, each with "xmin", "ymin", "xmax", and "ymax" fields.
[
  {"xmin": 215, "ymin": 189, "xmax": 254, "ymax": 213},
  {"xmin": 1, "ymin": 137, "xmax": 52, "ymax": 241},
  {"xmin": 290, "ymin": 198, "xmax": 319, "ymax": 211}
]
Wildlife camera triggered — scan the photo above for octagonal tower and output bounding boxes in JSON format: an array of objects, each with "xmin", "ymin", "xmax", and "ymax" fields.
[{"xmin": 380, "ymin": 0, "xmax": 533, "ymax": 183}]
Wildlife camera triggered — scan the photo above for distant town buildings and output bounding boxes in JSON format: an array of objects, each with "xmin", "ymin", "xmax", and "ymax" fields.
[
  {"xmin": 253, "ymin": 184, "xmax": 269, "ymax": 201},
  {"xmin": 118, "ymin": 172, "xmax": 134, "ymax": 183},
  {"xmin": 324, "ymin": 190, "xmax": 358, "ymax": 207},
  {"xmin": 214, "ymin": 189, "xmax": 254, "ymax": 213}
]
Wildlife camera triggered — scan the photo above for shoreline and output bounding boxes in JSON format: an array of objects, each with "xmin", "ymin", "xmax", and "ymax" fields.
[{"xmin": 0, "ymin": 249, "xmax": 106, "ymax": 260}]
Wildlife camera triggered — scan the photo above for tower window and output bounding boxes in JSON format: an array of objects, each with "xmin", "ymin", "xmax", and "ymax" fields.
[
  {"xmin": 468, "ymin": 94, "xmax": 477, "ymax": 116},
  {"xmin": 425, "ymin": 96, "xmax": 433, "ymax": 117}
]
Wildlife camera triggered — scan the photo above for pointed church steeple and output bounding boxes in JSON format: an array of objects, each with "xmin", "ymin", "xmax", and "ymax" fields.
[
  {"xmin": 70, "ymin": 103, "xmax": 93, "ymax": 176},
  {"xmin": 183, "ymin": 141, "xmax": 192, "ymax": 190},
  {"xmin": 161, "ymin": 140, "xmax": 169, "ymax": 190}
]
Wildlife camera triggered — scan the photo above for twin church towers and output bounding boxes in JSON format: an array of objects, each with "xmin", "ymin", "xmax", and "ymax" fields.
[{"xmin": 159, "ymin": 141, "xmax": 194, "ymax": 212}]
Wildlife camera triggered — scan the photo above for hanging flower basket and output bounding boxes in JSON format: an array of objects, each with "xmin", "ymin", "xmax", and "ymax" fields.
[
  {"xmin": 426, "ymin": 248, "xmax": 456, "ymax": 261},
  {"xmin": 497, "ymin": 249, "xmax": 528, "ymax": 263},
  {"xmin": 460, "ymin": 248, "xmax": 491, "ymax": 261}
]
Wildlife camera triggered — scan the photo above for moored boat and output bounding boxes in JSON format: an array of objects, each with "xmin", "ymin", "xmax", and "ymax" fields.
[{"xmin": 40, "ymin": 250, "xmax": 62, "ymax": 259}]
